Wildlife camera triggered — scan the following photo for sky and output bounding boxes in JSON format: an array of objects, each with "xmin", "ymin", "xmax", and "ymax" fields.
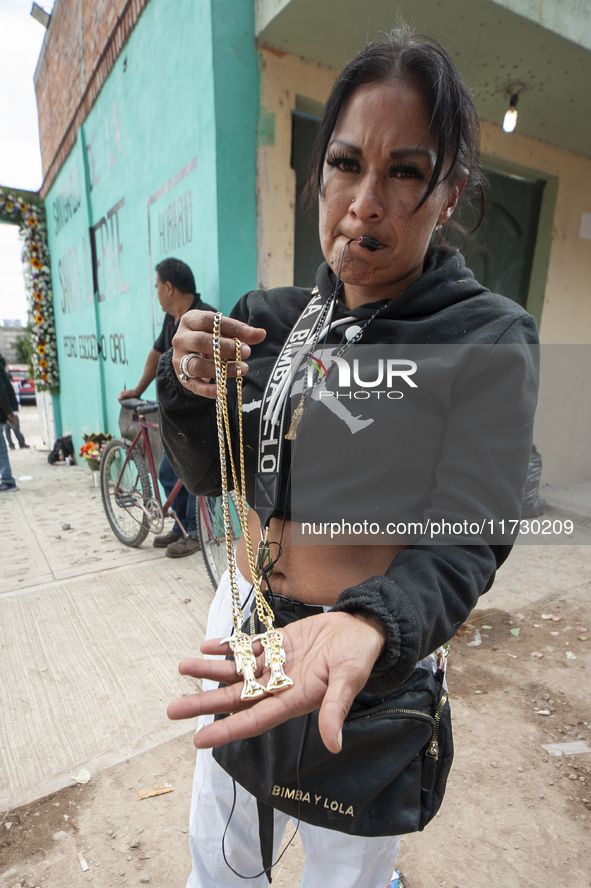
[{"xmin": 0, "ymin": 0, "xmax": 54, "ymax": 326}]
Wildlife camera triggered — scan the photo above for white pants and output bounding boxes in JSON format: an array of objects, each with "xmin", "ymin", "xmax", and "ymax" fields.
[{"xmin": 186, "ymin": 570, "xmax": 403, "ymax": 888}]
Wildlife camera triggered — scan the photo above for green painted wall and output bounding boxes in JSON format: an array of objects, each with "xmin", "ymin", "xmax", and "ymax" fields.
[
  {"xmin": 212, "ymin": 0, "xmax": 259, "ymax": 306},
  {"xmin": 45, "ymin": 0, "xmax": 258, "ymax": 447}
]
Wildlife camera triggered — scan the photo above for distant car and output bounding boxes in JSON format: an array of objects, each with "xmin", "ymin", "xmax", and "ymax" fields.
[
  {"xmin": 18, "ymin": 377, "xmax": 37, "ymax": 405},
  {"xmin": 8, "ymin": 364, "xmax": 36, "ymax": 406}
]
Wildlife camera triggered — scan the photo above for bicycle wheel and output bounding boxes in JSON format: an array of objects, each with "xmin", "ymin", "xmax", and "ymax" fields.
[
  {"xmin": 101, "ymin": 437, "xmax": 153, "ymax": 546},
  {"xmin": 197, "ymin": 492, "xmax": 242, "ymax": 589}
]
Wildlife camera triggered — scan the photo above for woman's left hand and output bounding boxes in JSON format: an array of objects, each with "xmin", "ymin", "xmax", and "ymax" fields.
[{"xmin": 167, "ymin": 611, "xmax": 387, "ymax": 753}]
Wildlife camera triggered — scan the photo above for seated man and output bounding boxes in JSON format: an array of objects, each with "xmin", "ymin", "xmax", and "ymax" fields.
[{"xmin": 119, "ymin": 257, "xmax": 214, "ymax": 557}]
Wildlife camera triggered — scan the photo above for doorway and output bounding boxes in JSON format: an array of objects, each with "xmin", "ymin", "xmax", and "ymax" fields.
[
  {"xmin": 291, "ymin": 109, "xmax": 323, "ymax": 288},
  {"xmin": 451, "ymin": 167, "xmax": 545, "ymax": 309}
]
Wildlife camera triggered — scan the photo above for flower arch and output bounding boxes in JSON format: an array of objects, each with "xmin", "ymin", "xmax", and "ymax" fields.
[{"xmin": 0, "ymin": 186, "xmax": 59, "ymax": 393}]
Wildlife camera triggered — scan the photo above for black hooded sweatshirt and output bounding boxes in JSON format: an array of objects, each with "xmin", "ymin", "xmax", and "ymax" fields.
[{"xmin": 157, "ymin": 248, "xmax": 539, "ymax": 693}]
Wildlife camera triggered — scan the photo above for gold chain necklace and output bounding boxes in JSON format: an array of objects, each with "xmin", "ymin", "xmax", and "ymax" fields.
[{"xmin": 212, "ymin": 312, "xmax": 293, "ymax": 700}]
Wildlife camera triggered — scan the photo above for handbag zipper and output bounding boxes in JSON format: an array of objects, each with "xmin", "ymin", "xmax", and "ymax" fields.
[
  {"xmin": 426, "ymin": 692, "xmax": 448, "ymax": 760},
  {"xmin": 354, "ymin": 707, "xmax": 434, "ymax": 722},
  {"xmin": 350, "ymin": 691, "xmax": 448, "ymax": 761}
]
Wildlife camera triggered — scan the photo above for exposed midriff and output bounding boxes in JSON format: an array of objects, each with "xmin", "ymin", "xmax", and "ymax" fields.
[{"xmin": 235, "ymin": 510, "xmax": 405, "ymax": 607}]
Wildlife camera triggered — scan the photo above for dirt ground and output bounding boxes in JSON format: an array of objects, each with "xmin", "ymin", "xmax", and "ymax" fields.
[
  {"xmin": 3, "ymin": 586, "xmax": 590, "ymax": 888},
  {"xmin": 1, "ymin": 410, "xmax": 590, "ymax": 887}
]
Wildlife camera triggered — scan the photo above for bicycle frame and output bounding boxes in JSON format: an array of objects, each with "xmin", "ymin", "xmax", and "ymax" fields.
[
  {"xmin": 115, "ymin": 409, "xmax": 224, "ymax": 544},
  {"xmin": 116, "ymin": 416, "xmax": 187, "ymax": 536}
]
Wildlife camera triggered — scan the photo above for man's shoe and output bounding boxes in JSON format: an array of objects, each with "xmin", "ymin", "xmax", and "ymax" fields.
[
  {"xmin": 0, "ymin": 483, "xmax": 19, "ymax": 492},
  {"xmin": 153, "ymin": 530, "xmax": 183, "ymax": 548},
  {"xmin": 165, "ymin": 537, "xmax": 201, "ymax": 558},
  {"xmin": 8, "ymin": 444, "xmax": 15, "ymax": 450},
  {"xmin": 20, "ymin": 443, "xmax": 30, "ymax": 449}
]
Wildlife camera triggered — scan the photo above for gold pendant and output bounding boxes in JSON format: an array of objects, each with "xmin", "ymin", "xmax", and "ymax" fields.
[
  {"xmin": 254, "ymin": 629, "xmax": 293, "ymax": 692},
  {"xmin": 221, "ymin": 631, "xmax": 266, "ymax": 700},
  {"xmin": 285, "ymin": 395, "xmax": 305, "ymax": 440}
]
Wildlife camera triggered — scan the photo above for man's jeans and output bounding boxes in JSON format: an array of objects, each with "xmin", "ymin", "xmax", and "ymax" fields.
[
  {"xmin": 4, "ymin": 414, "xmax": 25, "ymax": 448},
  {"xmin": 159, "ymin": 450, "xmax": 197, "ymax": 535},
  {"xmin": 0, "ymin": 423, "xmax": 16, "ymax": 487}
]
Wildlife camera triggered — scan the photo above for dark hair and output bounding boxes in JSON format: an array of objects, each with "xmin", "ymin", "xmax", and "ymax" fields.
[
  {"xmin": 304, "ymin": 25, "xmax": 483, "ymax": 228},
  {"xmin": 155, "ymin": 257, "xmax": 196, "ymax": 294}
]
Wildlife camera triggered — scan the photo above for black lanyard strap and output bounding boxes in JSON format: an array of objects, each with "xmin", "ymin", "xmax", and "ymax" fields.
[{"xmin": 254, "ymin": 287, "xmax": 331, "ymax": 529}]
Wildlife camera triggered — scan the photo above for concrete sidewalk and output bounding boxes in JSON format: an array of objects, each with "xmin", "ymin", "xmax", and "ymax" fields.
[
  {"xmin": 1, "ymin": 409, "xmax": 590, "ymax": 888},
  {"xmin": 2, "ymin": 410, "xmax": 590, "ymax": 813},
  {"xmin": 0, "ymin": 408, "xmax": 214, "ymax": 811}
]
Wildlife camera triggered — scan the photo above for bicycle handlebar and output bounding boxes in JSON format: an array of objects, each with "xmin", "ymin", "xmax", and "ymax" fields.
[{"xmin": 120, "ymin": 397, "xmax": 159, "ymax": 415}]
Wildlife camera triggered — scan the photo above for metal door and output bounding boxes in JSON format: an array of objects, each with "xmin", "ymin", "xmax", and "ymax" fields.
[
  {"xmin": 292, "ymin": 111, "xmax": 324, "ymax": 288},
  {"xmin": 452, "ymin": 167, "xmax": 545, "ymax": 308}
]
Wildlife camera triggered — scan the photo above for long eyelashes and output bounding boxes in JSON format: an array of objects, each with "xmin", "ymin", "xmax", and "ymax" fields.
[
  {"xmin": 325, "ymin": 152, "xmax": 359, "ymax": 172},
  {"xmin": 325, "ymin": 153, "xmax": 426, "ymax": 181},
  {"xmin": 389, "ymin": 162, "xmax": 426, "ymax": 181}
]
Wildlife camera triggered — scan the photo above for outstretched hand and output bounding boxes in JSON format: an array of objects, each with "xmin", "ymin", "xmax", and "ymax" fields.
[
  {"xmin": 171, "ymin": 310, "xmax": 266, "ymax": 399},
  {"xmin": 168, "ymin": 611, "xmax": 386, "ymax": 753}
]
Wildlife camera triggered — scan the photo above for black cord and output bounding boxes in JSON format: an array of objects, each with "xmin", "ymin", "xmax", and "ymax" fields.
[
  {"xmin": 241, "ymin": 583, "xmax": 255, "ymax": 615},
  {"xmin": 296, "ymin": 238, "xmax": 354, "ymax": 406},
  {"xmin": 220, "ymin": 719, "xmax": 307, "ymax": 880},
  {"xmin": 220, "ymin": 560, "xmax": 310, "ymax": 881}
]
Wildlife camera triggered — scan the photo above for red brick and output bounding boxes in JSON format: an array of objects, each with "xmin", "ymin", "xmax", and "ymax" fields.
[{"xmin": 35, "ymin": 0, "xmax": 127, "ymax": 177}]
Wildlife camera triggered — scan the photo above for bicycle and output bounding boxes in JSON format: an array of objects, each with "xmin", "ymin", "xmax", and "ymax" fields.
[{"xmin": 100, "ymin": 397, "xmax": 241, "ymax": 588}]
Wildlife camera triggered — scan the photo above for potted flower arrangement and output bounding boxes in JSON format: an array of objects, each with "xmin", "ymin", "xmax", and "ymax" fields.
[{"xmin": 80, "ymin": 433, "xmax": 112, "ymax": 483}]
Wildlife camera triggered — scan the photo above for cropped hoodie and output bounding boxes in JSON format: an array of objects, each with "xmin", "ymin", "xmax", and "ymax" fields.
[{"xmin": 157, "ymin": 248, "xmax": 539, "ymax": 693}]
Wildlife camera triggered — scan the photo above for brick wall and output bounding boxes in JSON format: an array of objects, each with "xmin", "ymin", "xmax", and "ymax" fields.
[{"xmin": 34, "ymin": 0, "xmax": 138, "ymax": 191}]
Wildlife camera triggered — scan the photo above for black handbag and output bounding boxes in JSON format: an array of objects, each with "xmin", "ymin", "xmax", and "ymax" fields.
[{"xmin": 213, "ymin": 595, "xmax": 453, "ymax": 877}]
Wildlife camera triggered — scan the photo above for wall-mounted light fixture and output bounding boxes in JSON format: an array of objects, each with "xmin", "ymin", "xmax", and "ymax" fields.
[
  {"xmin": 30, "ymin": 3, "xmax": 51, "ymax": 28},
  {"xmin": 503, "ymin": 84, "xmax": 526, "ymax": 133}
]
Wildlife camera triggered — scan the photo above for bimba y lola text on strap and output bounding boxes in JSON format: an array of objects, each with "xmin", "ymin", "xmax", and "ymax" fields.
[{"xmin": 253, "ymin": 236, "xmax": 383, "ymax": 576}]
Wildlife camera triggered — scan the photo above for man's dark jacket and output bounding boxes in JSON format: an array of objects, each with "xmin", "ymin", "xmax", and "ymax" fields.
[{"xmin": 0, "ymin": 355, "xmax": 18, "ymax": 423}]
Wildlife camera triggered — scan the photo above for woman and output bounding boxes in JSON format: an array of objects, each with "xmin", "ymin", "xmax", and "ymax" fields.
[{"xmin": 158, "ymin": 28, "xmax": 538, "ymax": 888}]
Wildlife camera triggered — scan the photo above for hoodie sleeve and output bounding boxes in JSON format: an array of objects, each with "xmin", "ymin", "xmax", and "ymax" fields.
[{"xmin": 332, "ymin": 314, "xmax": 540, "ymax": 693}]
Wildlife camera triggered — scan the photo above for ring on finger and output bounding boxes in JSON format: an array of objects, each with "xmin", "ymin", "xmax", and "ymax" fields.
[{"xmin": 179, "ymin": 352, "xmax": 202, "ymax": 382}]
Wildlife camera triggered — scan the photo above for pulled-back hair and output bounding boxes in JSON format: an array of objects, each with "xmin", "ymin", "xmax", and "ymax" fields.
[
  {"xmin": 304, "ymin": 26, "xmax": 482, "ymax": 225},
  {"xmin": 155, "ymin": 257, "xmax": 197, "ymax": 295}
]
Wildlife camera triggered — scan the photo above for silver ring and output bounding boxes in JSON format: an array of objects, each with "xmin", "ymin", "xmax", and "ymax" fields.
[{"xmin": 179, "ymin": 352, "xmax": 201, "ymax": 382}]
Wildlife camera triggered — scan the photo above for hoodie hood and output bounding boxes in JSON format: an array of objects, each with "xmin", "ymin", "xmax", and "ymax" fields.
[
  {"xmin": 316, "ymin": 247, "xmax": 485, "ymax": 319},
  {"xmin": 315, "ymin": 246, "xmax": 534, "ymax": 345}
]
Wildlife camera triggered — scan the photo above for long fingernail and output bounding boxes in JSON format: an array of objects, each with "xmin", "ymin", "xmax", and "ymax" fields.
[{"xmin": 337, "ymin": 729, "xmax": 342, "ymax": 752}]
